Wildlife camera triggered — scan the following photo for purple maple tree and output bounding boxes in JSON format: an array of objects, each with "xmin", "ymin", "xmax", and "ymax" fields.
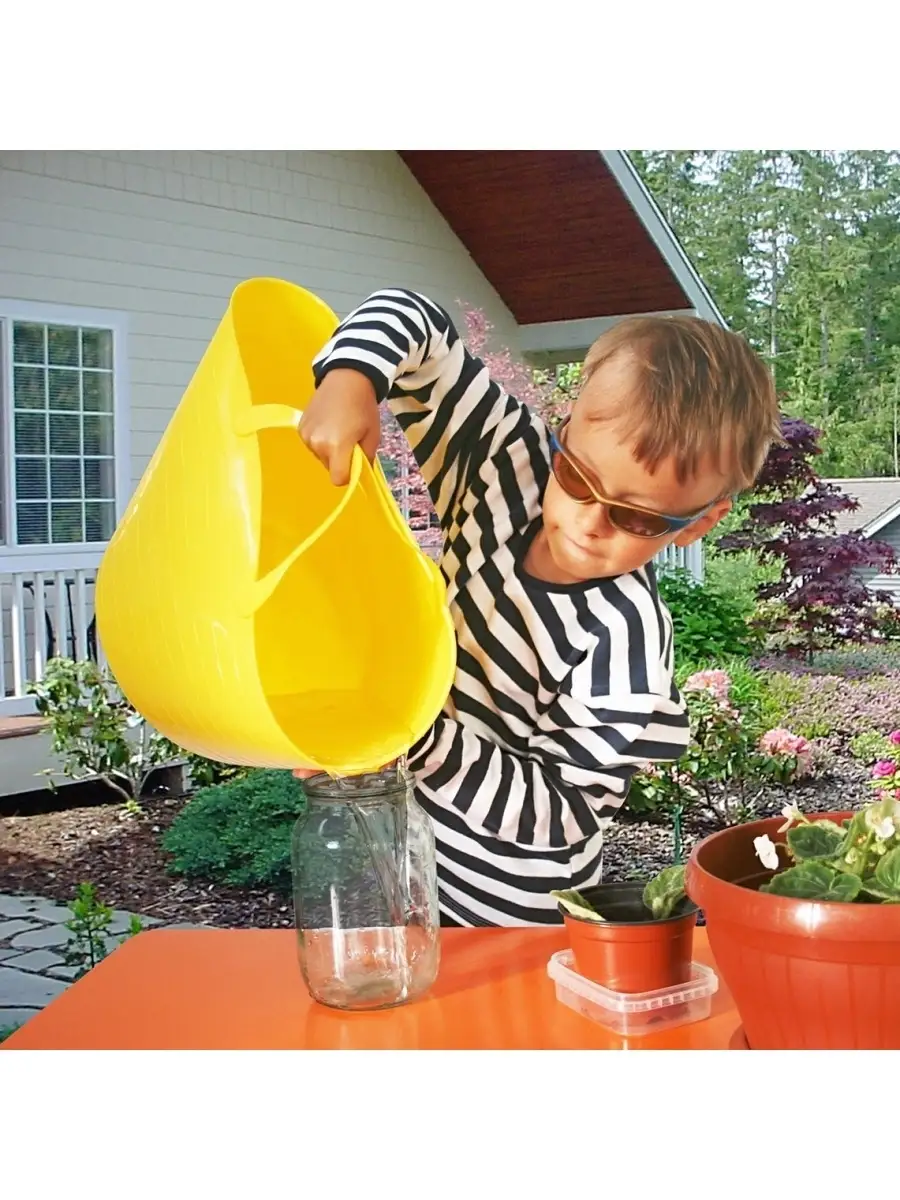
[
  {"xmin": 719, "ymin": 415, "xmax": 897, "ymax": 655},
  {"xmin": 378, "ymin": 307, "xmax": 570, "ymax": 556}
]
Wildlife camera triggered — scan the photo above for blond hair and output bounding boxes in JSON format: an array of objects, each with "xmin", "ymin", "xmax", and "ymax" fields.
[{"xmin": 580, "ymin": 315, "xmax": 781, "ymax": 492}]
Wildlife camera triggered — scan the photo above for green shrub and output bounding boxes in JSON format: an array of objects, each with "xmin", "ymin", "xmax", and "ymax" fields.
[
  {"xmin": 873, "ymin": 602, "xmax": 900, "ymax": 642},
  {"xmin": 658, "ymin": 569, "xmax": 759, "ymax": 663},
  {"xmin": 163, "ymin": 770, "xmax": 308, "ymax": 891},
  {"xmin": 703, "ymin": 550, "xmax": 766, "ymax": 618},
  {"xmin": 756, "ymin": 672, "xmax": 835, "ymax": 740},
  {"xmin": 849, "ymin": 730, "xmax": 895, "ymax": 765},
  {"xmin": 810, "ymin": 644, "xmax": 900, "ymax": 676}
]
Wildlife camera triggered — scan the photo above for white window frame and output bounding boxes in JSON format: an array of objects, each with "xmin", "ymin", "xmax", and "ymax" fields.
[{"xmin": 0, "ymin": 299, "xmax": 130, "ymax": 567}]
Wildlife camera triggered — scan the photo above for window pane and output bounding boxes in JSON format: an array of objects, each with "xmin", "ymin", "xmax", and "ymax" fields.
[
  {"xmin": 82, "ymin": 371, "xmax": 113, "ymax": 412},
  {"xmin": 84, "ymin": 501, "xmax": 116, "ymax": 542},
  {"xmin": 82, "ymin": 328, "xmax": 113, "ymax": 370},
  {"xmin": 13, "ymin": 323, "xmax": 45, "ymax": 365},
  {"xmin": 49, "ymin": 413, "xmax": 81, "ymax": 455},
  {"xmin": 16, "ymin": 458, "xmax": 48, "ymax": 500},
  {"xmin": 15, "ymin": 411, "xmax": 47, "ymax": 455},
  {"xmin": 48, "ymin": 370, "xmax": 80, "ymax": 411},
  {"xmin": 84, "ymin": 457, "xmax": 115, "ymax": 500},
  {"xmin": 14, "ymin": 366, "xmax": 47, "ymax": 410},
  {"xmin": 51, "ymin": 502, "xmax": 83, "ymax": 543},
  {"xmin": 50, "ymin": 458, "xmax": 82, "ymax": 500},
  {"xmin": 48, "ymin": 325, "xmax": 79, "ymax": 367},
  {"xmin": 17, "ymin": 503, "xmax": 49, "ymax": 544},
  {"xmin": 83, "ymin": 414, "xmax": 113, "ymax": 456}
]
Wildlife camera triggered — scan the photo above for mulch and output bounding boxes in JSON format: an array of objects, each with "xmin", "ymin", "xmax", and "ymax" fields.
[
  {"xmin": 0, "ymin": 785, "xmax": 295, "ymax": 929},
  {"xmin": 0, "ymin": 755, "xmax": 873, "ymax": 927}
]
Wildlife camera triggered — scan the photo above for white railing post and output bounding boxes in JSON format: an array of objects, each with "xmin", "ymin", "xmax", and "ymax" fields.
[{"xmin": 1, "ymin": 549, "xmax": 104, "ymax": 713}]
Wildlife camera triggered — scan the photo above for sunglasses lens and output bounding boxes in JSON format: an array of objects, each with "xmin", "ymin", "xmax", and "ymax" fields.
[
  {"xmin": 609, "ymin": 506, "xmax": 672, "ymax": 538},
  {"xmin": 552, "ymin": 451, "xmax": 594, "ymax": 501}
]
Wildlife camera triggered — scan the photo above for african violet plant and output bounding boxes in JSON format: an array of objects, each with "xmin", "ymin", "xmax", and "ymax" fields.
[
  {"xmin": 753, "ymin": 737, "xmax": 900, "ymax": 904},
  {"xmin": 551, "ymin": 864, "xmax": 687, "ymax": 923}
]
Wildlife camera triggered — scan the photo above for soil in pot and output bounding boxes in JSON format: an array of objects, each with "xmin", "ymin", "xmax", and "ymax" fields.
[
  {"xmin": 561, "ymin": 882, "xmax": 698, "ymax": 994},
  {"xmin": 687, "ymin": 811, "xmax": 900, "ymax": 1050}
]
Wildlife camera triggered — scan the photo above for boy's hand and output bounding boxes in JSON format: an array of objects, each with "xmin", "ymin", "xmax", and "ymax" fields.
[{"xmin": 298, "ymin": 369, "xmax": 381, "ymax": 487}]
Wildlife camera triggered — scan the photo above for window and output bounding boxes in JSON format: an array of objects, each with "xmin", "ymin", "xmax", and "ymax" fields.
[{"xmin": 2, "ymin": 314, "xmax": 119, "ymax": 547}]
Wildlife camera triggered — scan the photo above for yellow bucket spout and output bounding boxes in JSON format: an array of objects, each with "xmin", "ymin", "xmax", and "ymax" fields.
[{"xmin": 95, "ymin": 278, "xmax": 456, "ymax": 775}]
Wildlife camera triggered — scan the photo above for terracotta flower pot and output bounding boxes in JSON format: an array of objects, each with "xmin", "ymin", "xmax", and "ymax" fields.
[
  {"xmin": 687, "ymin": 810, "xmax": 900, "ymax": 1050},
  {"xmin": 559, "ymin": 883, "xmax": 698, "ymax": 993}
]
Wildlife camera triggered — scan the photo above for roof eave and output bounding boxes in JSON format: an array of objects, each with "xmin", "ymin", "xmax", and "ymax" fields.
[{"xmin": 599, "ymin": 151, "xmax": 728, "ymax": 328}]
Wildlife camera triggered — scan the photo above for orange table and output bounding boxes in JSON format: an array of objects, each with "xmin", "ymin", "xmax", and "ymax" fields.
[{"xmin": 2, "ymin": 926, "xmax": 742, "ymax": 1050}]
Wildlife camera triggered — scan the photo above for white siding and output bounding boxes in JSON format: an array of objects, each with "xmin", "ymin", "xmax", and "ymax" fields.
[{"xmin": 0, "ymin": 150, "xmax": 518, "ymax": 489}]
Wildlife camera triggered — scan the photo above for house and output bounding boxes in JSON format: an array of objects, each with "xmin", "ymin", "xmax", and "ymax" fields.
[
  {"xmin": 824, "ymin": 476, "xmax": 900, "ymax": 599},
  {"xmin": 0, "ymin": 149, "xmax": 724, "ymax": 793}
]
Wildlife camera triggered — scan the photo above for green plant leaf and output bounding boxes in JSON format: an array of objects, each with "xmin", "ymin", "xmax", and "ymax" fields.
[
  {"xmin": 874, "ymin": 847, "xmax": 900, "ymax": 894},
  {"xmin": 761, "ymin": 861, "xmax": 861, "ymax": 902},
  {"xmin": 860, "ymin": 879, "xmax": 900, "ymax": 901},
  {"xmin": 787, "ymin": 822, "xmax": 844, "ymax": 861},
  {"xmin": 550, "ymin": 889, "xmax": 605, "ymax": 923},
  {"xmin": 642, "ymin": 864, "xmax": 687, "ymax": 920}
]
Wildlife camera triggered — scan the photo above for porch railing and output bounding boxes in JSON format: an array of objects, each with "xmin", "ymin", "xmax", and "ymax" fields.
[
  {"xmin": 0, "ymin": 550, "xmax": 104, "ymax": 716},
  {"xmin": 655, "ymin": 541, "xmax": 704, "ymax": 582}
]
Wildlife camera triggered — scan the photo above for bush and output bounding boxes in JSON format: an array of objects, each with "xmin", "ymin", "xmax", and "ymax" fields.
[
  {"xmin": 28, "ymin": 657, "xmax": 175, "ymax": 803},
  {"xmin": 759, "ymin": 670, "xmax": 900, "ymax": 743},
  {"xmin": 873, "ymin": 602, "xmax": 900, "ymax": 642},
  {"xmin": 163, "ymin": 770, "xmax": 308, "ymax": 891},
  {"xmin": 658, "ymin": 569, "xmax": 759, "ymax": 662},
  {"xmin": 675, "ymin": 656, "xmax": 780, "ymax": 734},
  {"xmin": 628, "ymin": 667, "xmax": 812, "ymax": 832},
  {"xmin": 849, "ymin": 730, "xmax": 895, "ymax": 765},
  {"xmin": 810, "ymin": 645, "xmax": 900, "ymax": 677},
  {"xmin": 703, "ymin": 548, "xmax": 774, "ymax": 619}
]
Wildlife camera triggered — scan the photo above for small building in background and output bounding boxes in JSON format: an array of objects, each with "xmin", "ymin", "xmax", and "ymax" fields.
[{"xmin": 824, "ymin": 477, "xmax": 900, "ymax": 601}]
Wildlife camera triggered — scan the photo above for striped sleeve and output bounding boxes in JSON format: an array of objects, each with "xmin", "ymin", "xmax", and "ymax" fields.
[
  {"xmin": 312, "ymin": 288, "xmax": 533, "ymax": 529},
  {"xmin": 408, "ymin": 686, "xmax": 689, "ymax": 850}
]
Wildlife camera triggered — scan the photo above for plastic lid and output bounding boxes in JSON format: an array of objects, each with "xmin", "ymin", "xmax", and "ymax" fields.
[{"xmin": 547, "ymin": 950, "xmax": 718, "ymax": 1014}]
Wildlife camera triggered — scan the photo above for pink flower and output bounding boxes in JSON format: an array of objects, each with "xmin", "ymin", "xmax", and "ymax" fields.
[
  {"xmin": 758, "ymin": 728, "xmax": 812, "ymax": 776},
  {"xmin": 684, "ymin": 669, "xmax": 730, "ymax": 704},
  {"xmin": 872, "ymin": 760, "xmax": 897, "ymax": 780},
  {"xmin": 889, "ymin": 731, "xmax": 900, "ymax": 746}
]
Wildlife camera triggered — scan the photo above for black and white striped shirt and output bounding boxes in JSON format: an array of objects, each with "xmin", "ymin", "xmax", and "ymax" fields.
[{"xmin": 313, "ymin": 289, "xmax": 689, "ymax": 926}]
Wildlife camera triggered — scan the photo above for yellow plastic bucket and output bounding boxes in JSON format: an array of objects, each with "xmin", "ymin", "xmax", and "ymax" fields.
[{"xmin": 95, "ymin": 278, "xmax": 456, "ymax": 775}]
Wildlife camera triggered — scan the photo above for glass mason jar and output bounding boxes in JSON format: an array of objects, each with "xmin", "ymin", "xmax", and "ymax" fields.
[{"xmin": 291, "ymin": 764, "xmax": 440, "ymax": 1011}]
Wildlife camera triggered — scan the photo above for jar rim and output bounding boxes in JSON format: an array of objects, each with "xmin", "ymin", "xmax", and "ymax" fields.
[{"xmin": 301, "ymin": 765, "xmax": 411, "ymax": 801}]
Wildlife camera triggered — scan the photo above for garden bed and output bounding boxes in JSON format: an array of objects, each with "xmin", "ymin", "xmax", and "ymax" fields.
[
  {"xmin": 0, "ymin": 755, "xmax": 873, "ymax": 928},
  {"xmin": 0, "ymin": 790, "xmax": 296, "ymax": 929}
]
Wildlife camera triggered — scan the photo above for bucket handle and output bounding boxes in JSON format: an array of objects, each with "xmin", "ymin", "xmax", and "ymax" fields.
[
  {"xmin": 233, "ymin": 403, "xmax": 305, "ymax": 436},
  {"xmin": 232, "ymin": 402, "xmax": 365, "ymax": 615}
]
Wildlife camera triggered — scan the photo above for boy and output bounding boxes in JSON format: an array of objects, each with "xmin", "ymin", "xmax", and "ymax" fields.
[{"xmin": 296, "ymin": 288, "xmax": 779, "ymax": 927}]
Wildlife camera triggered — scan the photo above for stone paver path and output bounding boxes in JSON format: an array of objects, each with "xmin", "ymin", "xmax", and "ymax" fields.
[{"xmin": 0, "ymin": 892, "xmax": 208, "ymax": 1035}]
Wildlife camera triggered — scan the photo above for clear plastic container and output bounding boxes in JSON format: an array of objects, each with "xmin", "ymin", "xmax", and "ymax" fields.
[{"xmin": 547, "ymin": 950, "xmax": 718, "ymax": 1037}]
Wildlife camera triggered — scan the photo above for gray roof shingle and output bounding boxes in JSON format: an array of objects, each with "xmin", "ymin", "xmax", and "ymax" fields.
[{"xmin": 822, "ymin": 478, "xmax": 900, "ymax": 536}]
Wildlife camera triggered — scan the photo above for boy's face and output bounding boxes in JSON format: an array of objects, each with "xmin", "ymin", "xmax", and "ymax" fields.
[{"xmin": 532, "ymin": 353, "xmax": 733, "ymax": 585}]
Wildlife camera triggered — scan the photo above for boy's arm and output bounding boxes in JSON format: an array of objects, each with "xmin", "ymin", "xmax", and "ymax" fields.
[
  {"xmin": 311, "ymin": 288, "xmax": 537, "ymax": 527},
  {"xmin": 408, "ymin": 687, "xmax": 689, "ymax": 848}
]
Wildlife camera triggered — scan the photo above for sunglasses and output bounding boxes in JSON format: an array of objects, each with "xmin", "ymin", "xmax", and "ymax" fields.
[{"xmin": 548, "ymin": 417, "xmax": 716, "ymax": 540}]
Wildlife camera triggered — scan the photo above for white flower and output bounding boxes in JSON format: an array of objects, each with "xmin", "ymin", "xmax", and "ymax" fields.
[
  {"xmin": 125, "ymin": 712, "xmax": 144, "ymax": 729},
  {"xmin": 753, "ymin": 834, "xmax": 780, "ymax": 872},
  {"xmin": 865, "ymin": 807, "xmax": 896, "ymax": 841},
  {"xmin": 777, "ymin": 804, "xmax": 803, "ymax": 833}
]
